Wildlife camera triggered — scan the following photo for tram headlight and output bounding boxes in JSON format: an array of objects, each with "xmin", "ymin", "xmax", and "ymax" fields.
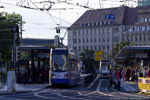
[
  {"xmin": 64, "ymin": 74, "xmax": 68, "ymax": 78},
  {"xmin": 52, "ymin": 74, "xmax": 55, "ymax": 78}
]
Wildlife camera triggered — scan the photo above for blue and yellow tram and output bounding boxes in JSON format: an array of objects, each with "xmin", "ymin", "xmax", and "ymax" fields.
[{"xmin": 49, "ymin": 48, "xmax": 80, "ymax": 86}]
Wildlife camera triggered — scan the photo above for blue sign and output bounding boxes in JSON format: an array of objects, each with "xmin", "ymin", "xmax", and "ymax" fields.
[{"xmin": 105, "ymin": 14, "xmax": 115, "ymax": 19}]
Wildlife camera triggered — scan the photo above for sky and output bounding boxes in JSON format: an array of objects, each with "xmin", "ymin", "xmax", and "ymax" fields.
[{"xmin": 0, "ymin": 0, "xmax": 137, "ymax": 45}]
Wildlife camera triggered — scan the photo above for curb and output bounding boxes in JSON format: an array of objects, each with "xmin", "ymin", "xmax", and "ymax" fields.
[
  {"xmin": 0, "ymin": 91, "xmax": 31, "ymax": 95},
  {"xmin": 0, "ymin": 85, "xmax": 49, "ymax": 95}
]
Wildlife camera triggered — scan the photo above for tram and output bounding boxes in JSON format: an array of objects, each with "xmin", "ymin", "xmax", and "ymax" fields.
[
  {"xmin": 49, "ymin": 48, "xmax": 80, "ymax": 86},
  {"xmin": 99, "ymin": 60, "xmax": 110, "ymax": 78}
]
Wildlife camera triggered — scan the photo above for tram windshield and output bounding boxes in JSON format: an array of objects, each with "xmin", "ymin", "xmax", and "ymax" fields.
[
  {"xmin": 101, "ymin": 65, "xmax": 109, "ymax": 73},
  {"xmin": 52, "ymin": 54, "xmax": 67, "ymax": 71}
]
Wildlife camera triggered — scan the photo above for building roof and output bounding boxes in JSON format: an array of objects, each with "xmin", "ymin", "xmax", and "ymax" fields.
[
  {"xmin": 18, "ymin": 45, "xmax": 50, "ymax": 50},
  {"xmin": 68, "ymin": 6, "xmax": 150, "ymax": 30},
  {"xmin": 22, "ymin": 38, "xmax": 54, "ymax": 45}
]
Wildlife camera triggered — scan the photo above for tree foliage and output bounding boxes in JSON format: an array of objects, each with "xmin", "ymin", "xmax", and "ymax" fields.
[
  {"xmin": 109, "ymin": 40, "xmax": 135, "ymax": 60},
  {"xmin": 0, "ymin": 12, "xmax": 22, "ymax": 62},
  {"xmin": 79, "ymin": 49, "xmax": 99, "ymax": 73}
]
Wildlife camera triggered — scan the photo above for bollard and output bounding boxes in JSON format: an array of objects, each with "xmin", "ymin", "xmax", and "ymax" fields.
[{"xmin": 7, "ymin": 71, "xmax": 16, "ymax": 92}]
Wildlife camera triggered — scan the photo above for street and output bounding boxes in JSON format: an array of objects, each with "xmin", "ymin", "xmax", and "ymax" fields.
[{"xmin": 0, "ymin": 79, "xmax": 149, "ymax": 100}]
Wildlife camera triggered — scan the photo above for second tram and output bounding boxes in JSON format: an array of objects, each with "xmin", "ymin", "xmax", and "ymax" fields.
[{"xmin": 99, "ymin": 60, "xmax": 110, "ymax": 78}]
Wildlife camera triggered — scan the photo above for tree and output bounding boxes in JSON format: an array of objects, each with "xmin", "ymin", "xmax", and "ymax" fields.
[
  {"xmin": 0, "ymin": 12, "xmax": 23, "ymax": 63},
  {"xmin": 79, "ymin": 49, "xmax": 99, "ymax": 73},
  {"xmin": 109, "ymin": 40, "xmax": 135, "ymax": 60}
]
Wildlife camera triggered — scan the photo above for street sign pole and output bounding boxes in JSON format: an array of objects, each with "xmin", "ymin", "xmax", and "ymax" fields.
[{"xmin": 13, "ymin": 27, "xmax": 16, "ymax": 72}]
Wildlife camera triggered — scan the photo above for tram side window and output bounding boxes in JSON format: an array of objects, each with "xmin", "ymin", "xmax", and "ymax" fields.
[{"xmin": 69, "ymin": 59, "xmax": 76, "ymax": 71}]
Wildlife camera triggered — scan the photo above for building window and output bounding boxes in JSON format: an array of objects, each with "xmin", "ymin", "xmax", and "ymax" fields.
[
  {"xmin": 79, "ymin": 46, "xmax": 81, "ymax": 51},
  {"xmin": 95, "ymin": 37, "xmax": 97, "ymax": 42},
  {"xmin": 73, "ymin": 46, "xmax": 77, "ymax": 51},
  {"xmin": 114, "ymin": 28, "xmax": 119, "ymax": 33},
  {"xmin": 148, "ymin": 35, "xmax": 150, "ymax": 40},
  {"xmin": 131, "ymin": 35, "xmax": 133, "ymax": 41},
  {"xmin": 135, "ymin": 35, "xmax": 138, "ymax": 42},
  {"xmin": 99, "ymin": 37, "xmax": 101, "ymax": 42},
  {"xmin": 147, "ymin": 26, "xmax": 150, "ymax": 31},
  {"xmin": 142, "ymin": 26, "xmax": 145, "ymax": 32},
  {"xmin": 107, "ymin": 45, "xmax": 109, "ymax": 51},
  {"xmin": 99, "ymin": 46, "xmax": 101, "ymax": 50},
  {"xmin": 91, "ymin": 38, "xmax": 93, "ymax": 43},
  {"xmin": 91, "ymin": 46, "xmax": 93, "ymax": 50},
  {"xmin": 139, "ymin": 35, "xmax": 142, "ymax": 41},
  {"xmin": 87, "ymin": 46, "xmax": 88, "ymax": 50},
  {"xmin": 87, "ymin": 38, "xmax": 89, "ymax": 43},
  {"xmin": 95, "ymin": 46, "xmax": 97, "ymax": 50},
  {"xmin": 83, "ymin": 46, "xmax": 85, "ymax": 50},
  {"xmin": 79, "ymin": 38, "xmax": 81, "ymax": 43},
  {"xmin": 83, "ymin": 38, "xmax": 85, "ymax": 43},
  {"xmin": 107, "ymin": 36, "xmax": 109, "ymax": 42},
  {"xmin": 73, "ymin": 30, "xmax": 76, "ymax": 36},
  {"xmin": 78, "ymin": 30, "xmax": 80, "ymax": 35},
  {"xmin": 73, "ymin": 38, "xmax": 77, "ymax": 43},
  {"xmin": 145, "ymin": 18, "xmax": 148, "ymax": 22},
  {"xmin": 103, "ymin": 37, "xmax": 105, "ymax": 42},
  {"xmin": 103, "ymin": 45, "xmax": 105, "ymax": 51},
  {"xmin": 113, "ymin": 36, "xmax": 119, "ymax": 42},
  {"xmin": 144, "ymin": 35, "xmax": 146, "ymax": 41}
]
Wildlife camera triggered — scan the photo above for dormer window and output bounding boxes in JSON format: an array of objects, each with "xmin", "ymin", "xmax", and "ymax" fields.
[
  {"xmin": 85, "ymin": 23, "xmax": 88, "ymax": 27},
  {"xmin": 80, "ymin": 23, "xmax": 84, "ymax": 27},
  {"xmin": 145, "ymin": 18, "xmax": 148, "ymax": 22},
  {"xmin": 93, "ymin": 22, "xmax": 96, "ymax": 26},
  {"xmin": 89, "ymin": 23, "xmax": 92, "ymax": 26}
]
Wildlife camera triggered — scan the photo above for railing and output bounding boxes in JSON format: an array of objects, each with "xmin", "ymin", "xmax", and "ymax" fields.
[{"xmin": 138, "ymin": 77, "xmax": 150, "ymax": 93}]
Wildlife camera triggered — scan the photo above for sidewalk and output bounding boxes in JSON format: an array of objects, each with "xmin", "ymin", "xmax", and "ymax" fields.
[
  {"xmin": 0, "ymin": 84, "xmax": 49, "ymax": 95},
  {"xmin": 121, "ymin": 80, "xmax": 139, "ymax": 92}
]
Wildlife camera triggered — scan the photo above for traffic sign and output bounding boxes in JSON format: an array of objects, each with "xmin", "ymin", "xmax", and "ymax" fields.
[{"xmin": 95, "ymin": 50, "xmax": 102, "ymax": 61}]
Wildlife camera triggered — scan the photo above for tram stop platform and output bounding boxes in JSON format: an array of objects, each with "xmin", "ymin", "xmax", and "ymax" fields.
[{"xmin": 121, "ymin": 80, "xmax": 138, "ymax": 92}]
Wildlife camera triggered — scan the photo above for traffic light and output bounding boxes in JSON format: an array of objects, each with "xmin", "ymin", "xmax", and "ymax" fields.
[
  {"xmin": 56, "ymin": 28, "xmax": 60, "ymax": 33},
  {"xmin": 16, "ymin": 47, "xmax": 21, "ymax": 62},
  {"xmin": 11, "ymin": 26, "xmax": 20, "ymax": 42}
]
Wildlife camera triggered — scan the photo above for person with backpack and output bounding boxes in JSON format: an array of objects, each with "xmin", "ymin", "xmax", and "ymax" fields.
[{"xmin": 108, "ymin": 69, "xmax": 116, "ymax": 90}]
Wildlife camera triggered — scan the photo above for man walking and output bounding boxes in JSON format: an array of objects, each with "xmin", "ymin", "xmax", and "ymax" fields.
[{"xmin": 108, "ymin": 69, "xmax": 116, "ymax": 90}]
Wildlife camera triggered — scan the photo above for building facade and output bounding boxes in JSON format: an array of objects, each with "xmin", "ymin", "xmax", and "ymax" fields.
[
  {"xmin": 123, "ymin": 7, "xmax": 150, "ymax": 46},
  {"xmin": 138, "ymin": 0, "xmax": 150, "ymax": 7},
  {"xmin": 68, "ymin": 6, "xmax": 150, "ymax": 60}
]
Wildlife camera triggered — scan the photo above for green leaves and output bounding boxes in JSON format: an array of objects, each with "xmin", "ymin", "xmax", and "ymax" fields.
[
  {"xmin": 79, "ymin": 50, "xmax": 98, "ymax": 73},
  {"xmin": 0, "ymin": 12, "xmax": 22, "ymax": 62}
]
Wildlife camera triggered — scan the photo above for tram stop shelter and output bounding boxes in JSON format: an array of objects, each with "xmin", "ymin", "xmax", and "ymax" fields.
[
  {"xmin": 115, "ymin": 46, "xmax": 150, "ymax": 69},
  {"xmin": 16, "ymin": 45, "xmax": 51, "ymax": 84}
]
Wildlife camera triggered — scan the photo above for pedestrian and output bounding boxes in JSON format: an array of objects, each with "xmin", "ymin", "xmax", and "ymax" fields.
[
  {"xmin": 143, "ymin": 67, "xmax": 148, "ymax": 77},
  {"xmin": 126, "ymin": 67, "xmax": 131, "ymax": 82},
  {"xmin": 147, "ymin": 68, "xmax": 150, "ymax": 77},
  {"xmin": 121, "ymin": 68, "xmax": 126, "ymax": 82},
  {"xmin": 116, "ymin": 69, "xmax": 121, "ymax": 90},
  {"xmin": 131, "ymin": 68, "xmax": 135, "ymax": 81},
  {"xmin": 108, "ymin": 69, "xmax": 116, "ymax": 90},
  {"xmin": 135, "ymin": 66, "xmax": 138, "ymax": 82}
]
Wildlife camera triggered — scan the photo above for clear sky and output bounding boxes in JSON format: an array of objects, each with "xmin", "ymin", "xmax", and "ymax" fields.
[{"xmin": 0, "ymin": 0, "xmax": 137, "ymax": 45}]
